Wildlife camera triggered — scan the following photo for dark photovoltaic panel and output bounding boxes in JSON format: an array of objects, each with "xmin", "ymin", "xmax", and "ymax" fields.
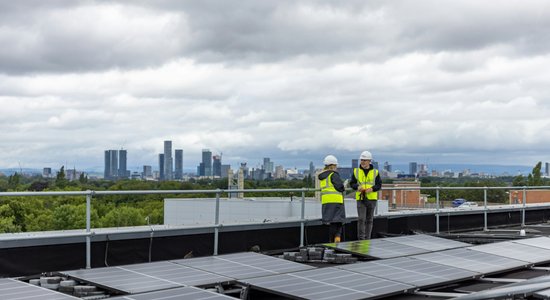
[
  {"xmin": 514, "ymin": 237, "xmax": 550, "ymax": 250},
  {"xmin": 173, "ymin": 252, "xmax": 314, "ymax": 279},
  {"xmin": 339, "ymin": 256, "xmax": 477, "ymax": 287},
  {"xmin": 382, "ymin": 234, "xmax": 470, "ymax": 251},
  {"xmin": 412, "ymin": 248, "xmax": 527, "ymax": 274},
  {"xmin": 0, "ymin": 278, "xmax": 78, "ymax": 300},
  {"xmin": 63, "ymin": 265, "xmax": 181, "ymax": 294},
  {"xmin": 120, "ymin": 261, "xmax": 232, "ymax": 287},
  {"xmin": 469, "ymin": 241, "xmax": 550, "ymax": 264},
  {"xmin": 241, "ymin": 267, "xmax": 413, "ymax": 300},
  {"xmin": 323, "ymin": 239, "xmax": 428, "ymax": 259},
  {"xmin": 110, "ymin": 286, "xmax": 235, "ymax": 300}
]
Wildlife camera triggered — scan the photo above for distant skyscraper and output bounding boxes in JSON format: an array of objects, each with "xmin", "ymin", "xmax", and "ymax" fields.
[
  {"xmin": 43, "ymin": 167, "xmax": 52, "ymax": 178},
  {"xmin": 103, "ymin": 150, "xmax": 119, "ymax": 180},
  {"xmin": 118, "ymin": 149, "xmax": 128, "ymax": 179},
  {"xmin": 221, "ymin": 164, "xmax": 231, "ymax": 178},
  {"xmin": 163, "ymin": 141, "xmax": 173, "ymax": 180},
  {"xmin": 383, "ymin": 161, "xmax": 392, "ymax": 172},
  {"xmin": 213, "ymin": 155, "xmax": 222, "ymax": 177},
  {"xmin": 201, "ymin": 149, "xmax": 212, "ymax": 177},
  {"xmin": 263, "ymin": 157, "xmax": 274, "ymax": 173},
  {"xmin": 309, "ymin": 161, "xmax": 315, "ymax": 176},
  {"xmin": 175, "ymin": 149, "xmax": 183, "ymax": 179},
  {"xmin": 546, "ymin": 162, "xmax": 550, "ymax": 176},
  {"xmin": 159, "ymin": 154, "xmax": 165, "ymax": 180},
  {"xmin": 104, "ymin": 150, "xmax": 111, "ymax": 179},
  {"xmin": 409, "ymin": 162, "xmax": 418, "ymax": 175}
]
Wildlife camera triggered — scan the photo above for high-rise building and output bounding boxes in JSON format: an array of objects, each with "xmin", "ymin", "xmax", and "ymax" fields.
[
  {"xmin": 118, "ymin": 149, "xmax": 128, "ymax": 179},
  {"xmin": 159, "ymin": 154, "xmax": 165, "ymax": 180},
  {"xmin": 409, "ymin": 162, "xmax": 418, "ymax": 175},
  {"xmin": 163, "ymin": 141, "xmax": 173, "ymax": 180},
  {"xmin": 262, "ymin": 157, "xmax": 274, "ymax": 174},
  {"xmin": 309, "ymin": 161, "xmax": 315, "ymax": 176},
  {"xmin": 221, "ymin": 164, "xmax": 231, "ymax": 178},
  {"xmin": 546, "ymin": 162, "xmax": 550, "ymax": 176},
  {"xmin": 43, "ymin": 167, "xmax": 52, "ymax": 178},
  {"xmin": 201, "ymin": 149, "xmax": 212, "ymax": 176},
  {"xmin": 213, "ymin": 155, "xmax": 222, "ymax": 177},
  {"xmin": 383, "ymin": 161, "xmax": 392, "ymax": 172},
  {"xmin": 175, "ymin": 149, "xmax": 183, "ymax": 180},
  {"xmin": 104, "ymin": 150, "xmax": 119, "ymax": 180}
]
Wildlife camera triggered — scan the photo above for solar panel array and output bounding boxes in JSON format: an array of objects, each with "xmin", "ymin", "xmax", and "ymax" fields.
[
  {"xmin": 26, "ymin": 235, "xmax": 550, "ymax": 300},
  {"xmin": 324, "ymin": 234, "xmax": 470, "ymax": 259},
  {"xmin": 172, "ymin": 251, "xmax": 315, "ymax": 279},
  {"xmin": 338, "ymin": 256, "xmax": 477, "ymax": 287},
  {"xmin": 468, "ymin": 241, "xmax": 550, "ymax": 264},
  {"xmin": 412, "ymin": 248, "xmax": 528, "ymax": 274},
  {"xmin": 0, "ymin": 278, "xmax": 78, "ymax": 300},
  {"xmin": 110, "ymin": 286, "xmax": 235, "ymax": 300},
  {"xmin": 240, "ymin": 267, "xmax": 413, "ymax": 300}
]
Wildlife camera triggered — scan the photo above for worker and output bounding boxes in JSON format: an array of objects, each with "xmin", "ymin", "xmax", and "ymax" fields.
[
  {"xmin": 350, "ymin": 150, "xmax": 382, "ymax": 240},
  {"xmin": 318, "ymin": 155, "xmax": 346, "ymax": 243}
]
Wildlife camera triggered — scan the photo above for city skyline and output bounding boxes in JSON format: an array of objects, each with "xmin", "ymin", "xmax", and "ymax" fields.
[{"xmin": 3, "ymin": 2, "xmax": 550, "ymax": 170}]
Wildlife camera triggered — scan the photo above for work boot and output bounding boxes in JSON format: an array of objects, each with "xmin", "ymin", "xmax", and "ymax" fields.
[{"xmin": 334, "ymin": 236, "xmax": 341, "ymax": 243}]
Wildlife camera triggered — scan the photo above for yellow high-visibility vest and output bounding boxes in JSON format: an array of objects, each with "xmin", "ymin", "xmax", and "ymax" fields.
[
  {"xmin": 354, "ymin": 168, "xmax": 379, "ymax": 200},
  {"xmin": 320, "ymin": 172, "xmax": 344, "ymax": 204}
]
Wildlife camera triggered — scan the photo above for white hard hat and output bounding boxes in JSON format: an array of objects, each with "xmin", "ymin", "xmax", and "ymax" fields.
[
  {"xmin": 323, "ymin": 155, "xmax": 338, "ymax": 165},
  {"xmin": 359, "ymin": 151, "xmax": 372, "ymax": 160}
]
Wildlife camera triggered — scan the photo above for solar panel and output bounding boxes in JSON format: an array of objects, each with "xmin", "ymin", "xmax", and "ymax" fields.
[
  {"xmin": 0, "ymin": 278, "xmax": 78, "ymax": 300},
  {"xmin": 381, "ymin": 234, "xmax": 471, "ymax": 251},
  {"xmin": 173, "ymin": 252, "xmax": 314, "ymax": 279},
  {"xmin": 469, "ymin": 241, "xmax": 550, "ymax": 264},
  {"xmin": 63, "ymin": 265, "xmax": 181, "ymax": 294},
  {"xmin": 120, "ymin": 261, "xmax": 232, "ymax": 287},
  {"xmin": 338, "ymin": 256, "xmax": 478, "ymax": 287},
  {"xmin": 412, "ymin": 248, "xmax": 528, "ymax": 274},
  {"xmin": 240, "ymin": 267, "xmax": 413, "ymax": 300},
  {"xmin": 514, "ymin": 237, "xmax": 550, "ymax": 250},
  {"xmin": 110, "ymin": 286, "xmax": 235, "ymax": 300},
  {"xmin": 323, "ymin": 239, "xmax": 428, "ymax": 259}
]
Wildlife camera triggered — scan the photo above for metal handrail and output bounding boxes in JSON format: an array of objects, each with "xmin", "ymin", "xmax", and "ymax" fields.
[{"xmin": 0, "ymin": 185, "xmax": 547, "ymax": 268}]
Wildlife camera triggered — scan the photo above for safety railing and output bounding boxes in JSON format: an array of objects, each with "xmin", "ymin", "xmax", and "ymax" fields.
[{"xmin": 2, "ymin": 185, "xmax": 550, "ymax": 269}]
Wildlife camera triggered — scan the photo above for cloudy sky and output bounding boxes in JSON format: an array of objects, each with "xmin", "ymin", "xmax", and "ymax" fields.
[{"xmin": 2, "ymin": 0, "xmax": 550, "ymax": 172}]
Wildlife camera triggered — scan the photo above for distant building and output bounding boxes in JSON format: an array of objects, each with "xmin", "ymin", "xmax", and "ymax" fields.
[
  {"xmin": 308, "ymin": 161, "xmax": 315, "ymax": 176},
  {"xmin": 409, "ymin": 162, "xmax": 418, "ymax": 176},
  {"xmin": 263, "ymin": 157, "xmax": 274, "ymax": 174},
  {"xmin": 351, "ymin": 159, "xmax": 358, "ymax": 169},
  {"xmin": 546, "ymin": 162, "xmax": 550, "ymax": 176},
  {"xmin": 221, "ymin": 164, "xmax": 231, "ymax": 178},
  {"xmin": 163, "ymin": 141, "xmax": 173, "ymax": 180},
  {"xmin": 174, "ymin": 149, "xmax": 183, "ymax": 180},
  {"xmin": 199, "ymin": 149, "xmax": 212, "ymax": 176},
  {"xmin": 42, "ymin": 167, "xmax": 52, "ymax": 178},
  {"xmin": 104, "ymin": 149, "xmax": 119, "ymax": 180},
  {"xmin": 275, "ymin": 165, "xmax": 285, "ymax": 179},
  {"xmin": 383, "ymin": 161, "xmax": 392, "ymax": 172},
  {"xmin": 143, "ymin": 165, "xmax": 153, "ymax": 179},
  {"xmin": 118, "ymin": 149, "xmax": 128, "ymax": 179},
  {"xmin": 159, "ymin": 154, "xmax": 165, "ymax": 180},
  {"xmin": 213, "ymin": 155, "xmax": 222, "ymax": 177}
]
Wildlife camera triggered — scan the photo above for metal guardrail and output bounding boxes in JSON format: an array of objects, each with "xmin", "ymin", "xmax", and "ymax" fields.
[{"xmin": 1, "ymin": 185, "xmax": 550, "ymax": 269}]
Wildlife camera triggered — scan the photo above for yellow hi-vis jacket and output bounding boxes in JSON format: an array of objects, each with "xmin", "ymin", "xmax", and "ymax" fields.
[
  {"xmin": 354, "ymin": 168, "xmax": 379, "ymax": 200},
  {"xmin": 320, "ymin": 172, "xmax": 344, "ymax": 204}
]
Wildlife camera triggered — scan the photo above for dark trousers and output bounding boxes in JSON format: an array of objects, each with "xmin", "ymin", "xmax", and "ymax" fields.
[
  {"xmin": 357, "ymin": 200, "xmax": 377, "ymax": 240},
  {"xmin": 328, "ymin": 223, "xmax": 343, "ymax": 242}
]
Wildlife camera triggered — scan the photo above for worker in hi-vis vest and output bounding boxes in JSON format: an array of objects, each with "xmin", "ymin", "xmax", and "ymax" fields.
[
  {"xmin": 318, "ymin": 155, "xmax": 346, "ymax": 243},
  {"xmin": 350, "ymin": 150, "xmax": 382, "ymax": 240}
]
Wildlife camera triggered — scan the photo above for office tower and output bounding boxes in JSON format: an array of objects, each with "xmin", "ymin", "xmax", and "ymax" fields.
[
  {"xmin": 118, "ymin": 149, "xmax": 128, "ymax": 179},
  {"xmin": 409, "ymin": 162, "xmax": 418, "ymax": 175},
  {"xmin": 43, "ymin": 167, "xmax": 52, "ymax": 178},
  {"xmin": 103, "ymin": 150, "xmax": 119, "ymax": 180},
  {"xmin": 159, "ymin": 154, "xmax": 165, "ymax": 181},
  {"xmin": 143, "ymin": 165, "xmax": 152, "ymax": 178},
  {"xmin": 175, "ymin": 149, "xmax": 183, "ymax": 180},
  {"xmin": 163, "ymin": 141, "xmax": 173, "ymax": 180},
  {"xmin": 262, "ymin": 157, "xmax": 274, "ymax": 173},
  {"xmin": 309, "ymin": 161, "xmax": 315, "ymax": 176},
  {"xmin": 240, "ymin": 162, "xmax": 249, "ymax": 178},
  {"xmin": 202, "ymin": 149, "xmax": 212, "ymax": 177},
  {"xmin": 383, "ymin": 161, "xmax": 392, "ymax": 172},
  {"xmin": 213, "ymin": 155, "xmax": 222, "ymax": 177},
  {"xmin": 352, "ymin": 159, "xmax": 359, "ymax": 169}
]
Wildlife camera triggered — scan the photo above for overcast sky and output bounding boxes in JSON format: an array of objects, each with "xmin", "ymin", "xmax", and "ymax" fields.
[{"xmin": 2, "ymin": 0, "xmax": 550, "ymax": 172}]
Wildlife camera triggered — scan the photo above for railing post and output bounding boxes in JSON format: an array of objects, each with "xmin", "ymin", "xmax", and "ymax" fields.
[
  {"xmin": 522, "ymin": 186, "xmax": 527, "ymax": 227},
  {"xmin": 214, "ymin": 189, "xmax": 221, "ymax": 256},
  {"xmin": 436, "ymin": 187, "xmax": 440, "ymax": 234},
  {"xmin": 86, "ymin": 191, "xmax": 92, "ymax": 269},
  {"xmin": 483, "ymin": 187, "xmax": 488, "ymax": 231},
  {"xmin": 300, "ymin": 188, "xmax": 306, "ymax": 247}
]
